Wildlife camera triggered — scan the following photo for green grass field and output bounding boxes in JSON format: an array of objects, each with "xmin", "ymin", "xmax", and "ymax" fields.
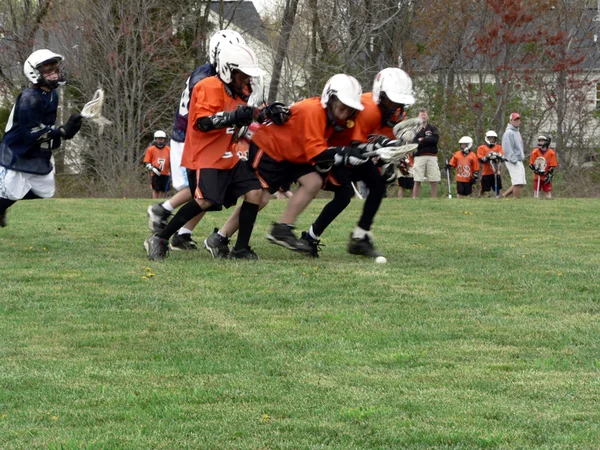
[{"xmin": 1, "ymin": 197, "xmax": 599, "ymax": 449}]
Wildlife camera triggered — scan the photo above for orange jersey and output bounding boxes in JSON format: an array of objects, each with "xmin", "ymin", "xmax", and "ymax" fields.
[
  {"xmin": 328, "ymin": 93, "xmax": 394, "ymax": 146},
  {"xmin": 143, "ymin": 145, "xmax": 171, "ymax": 176},
  {"xmin": 181, "ymin": 76, "xmax": 246, "ymax": 170},
  {"xmin": 530, "ymin": 148, "xmax": 558, "ymax": 181},
  {"xmin": 450, "ymin": 150, "xmax": 480, "ymax": 182},
  {"xmin": 476, "ymin": 144, "xmax": 504, "ymax": 176},
  {"xmin": 252, "ymin": 97, "xmax": 335, "ymax": 164}
]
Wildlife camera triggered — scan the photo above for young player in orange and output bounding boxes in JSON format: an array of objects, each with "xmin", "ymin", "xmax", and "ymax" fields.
[
  {"xmin": 144, "ymin": 42, "xmax": 268, "ymax": 261},
  {"xmin": 448, "ymin": 136, "xmax": 480, "ymax": 198},
  {"xmin": 297, "ymin": 68, "xmax": 416, "ymax": 259},
  {"xmin": 143, "ymin": 130, "xmax": 171, "ymax": 198},
  {"xmin": 203, "ymin": 74, "xmax": 371, "ymax": 258},
  {"xmin": 477, "ymin": 130, "xmax": 504, "ymax": 197},
  {"xmin": 529, "ymin": 134, "xmax": 558, "ymax": 199}
]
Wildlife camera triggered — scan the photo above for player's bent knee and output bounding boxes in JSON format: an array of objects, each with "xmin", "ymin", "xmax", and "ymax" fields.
[{"xmin": 244, "ymin": 188, "xmax": 263, "ymax": 204}]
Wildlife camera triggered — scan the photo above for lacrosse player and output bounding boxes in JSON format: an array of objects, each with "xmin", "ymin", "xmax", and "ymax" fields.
[
  {"xmin": 0, "ymin": 49, "xmax": 82, "ymax": 228},
  {"xmin": 448, "ymin": 137, "xmax": 480, "ymax": 198},
  {"xmin": 477, "ymin": 130, "xmax": 504, "ymax": 197},
  {"xmin": 144, "ymin": 42, "xmax": 268, "ymax": 261},
  {"xmin": 146, "ymin": 30, "xmax": 247, "ymax": 251},
  {"xmin": 143, "ymin": 130, "xmax": 171, "ymax": 199},
  {"xmin": 396, "ymin": 154, "xmax": 414, "ymax": 198},
  {"xmin": 529, "ymin": 134, "xmax": 558, "ymax": 199},
  {"xmin": 501, "ymin": 113, "xmax": 526, "ymax": 199},
  {"xmin": 297, "ymin": 68, "xmax": 416, "ymax": 258},
  {"xmin": 203, "ymin": 74, "xmax": 371, "ymax": 258},
  {"xmin": 412, "ymin": 108, "xmax": 441, "ymax": 198}
]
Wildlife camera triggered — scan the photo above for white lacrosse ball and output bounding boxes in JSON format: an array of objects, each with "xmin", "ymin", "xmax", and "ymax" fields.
[{"xmin": 375, "ymin": 256, "xmax": 387, "ymax": 264}]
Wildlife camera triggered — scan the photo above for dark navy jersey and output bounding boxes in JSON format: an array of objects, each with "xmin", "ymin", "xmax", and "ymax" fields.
[
  {"xmin": 171, "ymin": 63, "xmax": 216, "ymax": 143},
  {"xmin": 0, "ymin": 87, "xmax": 62, "ymax": 175}
]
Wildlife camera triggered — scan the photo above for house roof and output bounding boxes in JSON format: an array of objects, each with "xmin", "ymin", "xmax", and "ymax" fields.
[{"xmin": 209, "ymin": 1, "xmax": 270, "ymax": 45}]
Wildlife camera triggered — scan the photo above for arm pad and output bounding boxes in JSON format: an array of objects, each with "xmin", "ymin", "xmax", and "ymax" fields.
[{"xmin": 196, "ymin": 106, "xmax": 257, "ymax": 132}]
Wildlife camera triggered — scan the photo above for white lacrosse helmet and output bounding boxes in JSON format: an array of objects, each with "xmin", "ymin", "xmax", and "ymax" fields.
[
  {"xmin": 372, "ymin": 68, "xmax": 415, "ymax": 106},
  {"xmin": 154, "ymin": 130, "xmax": 167, "ymax": 139},
  {"xmin": 209, "ymin": 29, "xmax": 246, "ymax": 67},
  {"xmin": 485, "ymin": 130, "xmax": 498, "ymax": 145},
  {"xmin": 217, "ymin": 43, "xmax": 264, "ymax": 84},
  {"xmin": 459, "ymin": 136, "xmax": 474, "ymax": 153},
  {"xmin": 537, "ymin": 134, "xmax": 551, "ymax": 148},
  {"xmin": 320, "ymin": 74, "xmax": 364, "ymax": 111},
  {"xmin": 24, "ymin": 49, "xmax": 64, "ymax": 85}
]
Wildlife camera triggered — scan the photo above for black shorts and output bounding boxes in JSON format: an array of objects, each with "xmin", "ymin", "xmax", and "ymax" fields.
[
  {"xmin": 398, "ymin": 176, "xmax": 414, "ymax": 189},
  {"xmin": 186, "ymin": 160, "xmax": 261, "ymax": 209},
  {"xmin": 248, "ymin": 142, "xmax": 315, "ymax": 194},
  {"xmin": 481, "ymin": 174, "xmax": 502, "ymax": 192},
  {"xmin": 151, "ymin": 174, "xmax": 170, "ymax": 192},
  {"xmin": 456, "ymin": 181, "xmax": 473, "ymax": 196}
]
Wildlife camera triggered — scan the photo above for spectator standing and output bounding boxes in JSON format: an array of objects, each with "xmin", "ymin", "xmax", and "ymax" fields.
[
  {"xmin": 501, "ymin": 112, "xmax": 526, "ymax": 199},
  {"xmin": 412, "ymin": 108, "xmax": 440, "ymax": 198}
]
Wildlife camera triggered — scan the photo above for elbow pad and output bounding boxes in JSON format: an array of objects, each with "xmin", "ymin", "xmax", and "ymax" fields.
[{"xmin": 196, "ymin": 112, "xmax": 234, "ymax": 132}]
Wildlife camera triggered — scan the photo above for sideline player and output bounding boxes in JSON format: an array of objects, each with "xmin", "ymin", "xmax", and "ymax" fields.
[
  {"xmin": 146, "ymin": 30, "xmax": 246, "ymax": 251},
  {"xmin": 0, "ymin": 49, "xmax": 82, "ymax": 227},
  {"xmin": 144, "ymin": 43, "xmax": 267, "ymax": 260},
  {"xmin": 477, "ymin": 130, "xmax": 503, "ymax": 197},
  {"xmin": 143, "ymin": 130, "xmax": 171, "ymax": 199},
  {"xmin": 529, "ymin": 134, "xmax": 558, "ymax": 199},
  {"xmin": 448, "ymin": 136, "xmax": 480, "ymax": 198}
]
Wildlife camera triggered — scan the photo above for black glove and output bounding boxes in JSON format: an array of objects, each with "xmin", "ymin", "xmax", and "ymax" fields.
[
  {"xmin": 367, "ymin": 134, "xmax": 398, "ymax": 148},
  {"xmin": 544, "ymin": 171, "xmax": 553, "ymax": 184},
  {"xmin": 536, "ymin": 169, "xmax": 546, "ymax": 176},
  {"xmin": 480, "ymin": 157, "xmax": 488, "ymax": 163},
  {"xmin": 333, "ymin": 146, "xmax": 369, "ymax": 166},
  {"xmin": 446, "ymin": 163, "xmax": 453, "ymax": 170},
  {"xmin": 231, "ymin": 106, "xmax": 257, "ymax": 126},
  {"xmin": 59, "ymin": 113, "xmax": 83, "ymax": 139},
  {"xmin": 471, "ymin": 172, "xmax": 479, "ymax": 185},
  {"xmin": 262, "ymin": 102, "xmax": 291, "ymax": 125},
  {"xmin": 145, "ymin": 163, "xmax": 161, "ymax": 176},
  {"xmin": 529, "ymin": 164, "xmax": 536, "ymax": 171}
]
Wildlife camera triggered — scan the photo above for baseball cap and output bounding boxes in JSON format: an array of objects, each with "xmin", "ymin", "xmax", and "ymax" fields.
[{"xmin": 510, "ymin": 112, "xmax": 521, "ymax": 121}]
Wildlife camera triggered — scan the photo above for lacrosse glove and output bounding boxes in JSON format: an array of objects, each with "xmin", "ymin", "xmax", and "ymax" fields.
[
  {"xmin": 480, "ymin": 157, "xmax": 488, "ymax": 163},
  {"xmin": 231, "ymin": 106, "xmax": 257, "ymax": 126},
  {"xmin": 59, "ymin": 113, "xmax": 83, "ymax": 140},
  {"xmin": 471, "ymin": 172, "xmax": 480, "ymax": 185},
  {"xmin": 260, "ymin": 102, "xmax": 291, "ymax": 125},
  {"xmin": 145, "ymin": 163, "xmax": 161, "ymax": 176},
  {"xmin": 333, "ymin": 146, "xmax": 369, "ymax": 166},
  {"xmin": 544, "ymin": 171, "xmax": 553, "ymax": 184},
  {"xmin": 367, "ymin": 134, "xmax": 398, "ymax": 148}
]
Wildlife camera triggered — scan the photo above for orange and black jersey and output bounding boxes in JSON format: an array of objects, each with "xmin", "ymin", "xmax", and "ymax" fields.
[
  {"xmin": 181, "ymin": 75, "xmax": 246, "ymax": 170},
  {"xmin": 476, "ymin": 144, "xmax": 504, "ymax": 176},
  {"xmin": 328, "ymin": 93, "xmax": 395, "ymax": 146},
  {"xmin": 143, "ymin": 145, "xmax": 171, "ymax": 176},
  {"xmin": 251, "ymin": 97, "xmax": 335, "ymax": 164},
  {"xmin": 449, "ymin": 151, "xmax": 480, "ymax": 183},
  {"xmin": 530, "ymin": 148, "xmax": 558, "ymax": 181}
]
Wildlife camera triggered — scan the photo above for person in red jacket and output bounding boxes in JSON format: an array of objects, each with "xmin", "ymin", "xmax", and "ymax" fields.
[
  {"xmin": 529, "ymin": 134, "xmax": 558, "ymax": 199},
  {"xmin": 448, "ymin": 136, "xmax": 480, "ymax": 198},
  {"xmin": 143, "ymin": 130, "xmax": 171, "ymax": 198}
]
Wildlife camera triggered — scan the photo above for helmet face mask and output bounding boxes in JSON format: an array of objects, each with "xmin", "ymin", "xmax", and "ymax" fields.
[
  {"xmin": 537, "ymin": 134, "xmax": 551, "ymax": 150},
  {"xmin": 24, "ymin": 49, "xmax": 65, "ymax": 89},
  {"xmin": 459, "ymin": 136, "xmax": 473, "ymax": 154},
  {"xmin": 485, "ymin": 130, "xmax": 498, "ymax": 146},
  {"xmin": 379, "ymin": 92, "xmax": 405, "ymax": 128},
  {"xmin": 321, "ymin": 74, "xmax": 364, "ymax": 130}
]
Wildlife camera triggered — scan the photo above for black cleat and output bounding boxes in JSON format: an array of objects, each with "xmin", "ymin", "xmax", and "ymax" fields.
[
  {"xmin": 229, "ymin": 247, "xmax": 259, "ymax": 260},
  {"xmin": 203, "ymin": 228, "xmax": 230, "ymax": 258},
  {"xmin": 147, "ymin": 203, "xmax": 171, "ymax": 233},
  {"xmin": 144, "ymin": 234, "xmax": 169, "ymax": 261},
  {"xmin": 348, "ymin": 233, "xmax": 383, "ymax": 258},
  {"xmin": 298, "ymin": 231, "xmax": 323, "ymax": 258},
  {"xmin": 266, "ymin": 222, "xmax": 313, "ymax": 253},
  {"xmin": 169, "ymin": 233, "xmax": 198, "ymax": 251}
]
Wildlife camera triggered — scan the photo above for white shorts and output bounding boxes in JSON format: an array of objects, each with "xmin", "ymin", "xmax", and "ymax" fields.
[
  {"xmin": 0, "ymin": 166, "xmax": 55, "ymax": 200},
  {"xmin": 505, "ymin": 161, "xmax": 527, "ymax": 186},
  {"xmin": 169, "ymin": 140, "xmax": 189, "ymax": 191},
  {"xmin": 412, "ymin": 155, "xmax": 441, "ymax": 182}
]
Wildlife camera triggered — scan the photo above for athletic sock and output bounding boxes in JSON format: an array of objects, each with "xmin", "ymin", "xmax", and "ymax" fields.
[
  {"xmin": 234, "ymin": 201, "xmax": 259, "ymax": 251},
  {"xmin": 162, "ymin": 201, "xmax": 175, "ymax": 212},
  {"xmin": 158, "ymin": 200, "xmax": 203, "ymax": 240},
  {"xmin": 217, "ymin": 230, "xmax": 227, "ymax": 238},
  {"xmin": 308, "ymin": 226, "xmax": 319, "ymax": 240},
  {"xmin": 178, "ymin": 227, "xmax": 193, "ymax": 236},
  {"xmin": 352, "ymin": 227, "xmax": 369, "ymax": 240}
]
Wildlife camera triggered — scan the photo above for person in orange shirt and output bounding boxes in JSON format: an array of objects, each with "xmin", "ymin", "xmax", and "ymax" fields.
[
  {"xmin": 203, "ymin": 74, "xmax": 372, "ymax": 258},
  {"xmin": 143, "ymin": 130, "xmax": 171, "ymax": 199},
  {"xmin": 144, "ymin": 42, "xmax": 273, "ymax": 261},
  {"xmin": 448, "ymin": 136, "xmax": 480, "ymax": 198},
  {"xmin": 529, "ymin": 134, "xmax": 558, "ymax": 199},
  {"xmin": 297, "ymin": 68, "xmax": 416, "ymax": 259},
  {"xmin": 476, "ymin": 130, "xmax": 504, "ymax": 197}
]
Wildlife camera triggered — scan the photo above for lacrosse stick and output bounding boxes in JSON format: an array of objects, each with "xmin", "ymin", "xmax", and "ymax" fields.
[
  {"xmin": 444, "ymin": 156, "xmax": 452, "ymax": 199},
  {"xmin": 362, "ymin": 144, "xmax": 418, "ymax": 164},
  {"xmin": 533, "ymin": 156, "xmax": 547, "ymax": 199},
  {"xmin": 490, "ymin": 159, "xmax": 500, "ymax": 198},
  {"xmin": 351, "ymin": 181, "xmax": 363, "ymax": 199},
  {"xmin": 80, "ymin": 88, "xmax": 112, "ymax": 134},
  {"xmin": 392, "ymin": 117, "xmax": 423, "ymax": 144}
]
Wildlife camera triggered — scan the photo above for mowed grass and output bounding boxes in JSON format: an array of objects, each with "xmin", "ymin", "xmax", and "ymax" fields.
[{"xmin": 1, "ymin": 196, "xmax": 599, "ymax": 449}]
